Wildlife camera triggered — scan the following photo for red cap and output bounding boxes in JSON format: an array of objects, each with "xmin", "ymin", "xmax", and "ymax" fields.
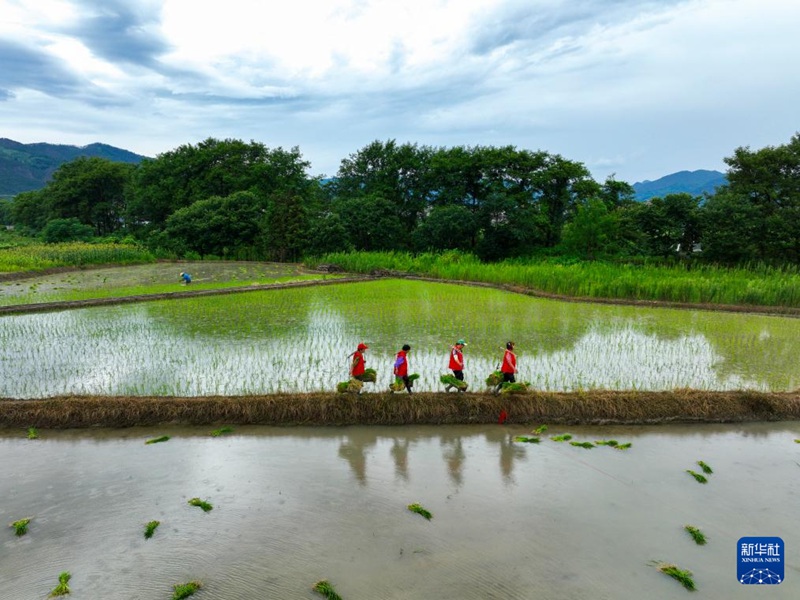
[{"xmin": 357, "ymin": 343, "xmax": 369, "ymax": 350}]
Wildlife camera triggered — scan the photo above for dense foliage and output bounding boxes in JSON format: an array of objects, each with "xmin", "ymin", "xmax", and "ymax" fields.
[{"xmin": 4, "ymin": 133, "xmax": 800, "ymax": 266}]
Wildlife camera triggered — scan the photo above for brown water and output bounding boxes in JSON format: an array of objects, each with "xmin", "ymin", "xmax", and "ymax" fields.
[{"xmin": 2, "ymin": 423, "xmax": 799, "ymax": 599}]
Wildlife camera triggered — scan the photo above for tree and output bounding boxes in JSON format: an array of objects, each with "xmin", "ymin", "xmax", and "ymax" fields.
[
  {"xmin": 700, "ymin": 190, "xmax": 760, "ymax": 263},
  {"xmin": 266, "ymin": 192, "xmax": 308, "ymax": 261},
  {"xmin": 559, "ymin": 198, "xmax": 619, "ymax": 260},
  {"xmin": 635, "ymin": 193, "xmax": 702, "ymax": 258},
  {"xmin": 332, "ymin": 195, "xmax": 404, "ymax": 251},
  {"xmin": 41, "ymin": 217, "xmax": 95, "ymax": 243},
  {"xmin": 305, "ymin": 213, "xmax": 353, "ymax": 256},
  {"xmin": 10, "ymin": 190, "xmax": 48, "ymax": 233},
  {"xmin": 412, "ymin": 205, "xmax": 479, "ymax": 252}
]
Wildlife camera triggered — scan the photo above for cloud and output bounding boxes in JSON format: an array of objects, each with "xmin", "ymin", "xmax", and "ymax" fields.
[{"xmin": 0, "ymin": 39, "xmax": 86, "ymax": 97}]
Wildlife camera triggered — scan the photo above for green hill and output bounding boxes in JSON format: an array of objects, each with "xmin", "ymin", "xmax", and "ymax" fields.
[
  {"xmin": 632, "ymin": 169, "xmax": 726, "ymax": 201},
  {"xmin": 0, "ymin": 138, "xmax": 148, "ymax": 197}
]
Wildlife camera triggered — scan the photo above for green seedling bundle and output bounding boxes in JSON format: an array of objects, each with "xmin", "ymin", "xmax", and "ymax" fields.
[{"xmin": 407, "ymin": 503, "xmax": 433, "ymax": 520}]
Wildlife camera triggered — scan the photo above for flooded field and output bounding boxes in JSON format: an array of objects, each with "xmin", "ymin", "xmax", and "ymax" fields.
[
  {"xmin": 2, "ymin": 279, "xmax": 800, "ymax": 398},
  {"xmin": 2, "ymin": 422, "xmax": 799, "ymax": 599}
]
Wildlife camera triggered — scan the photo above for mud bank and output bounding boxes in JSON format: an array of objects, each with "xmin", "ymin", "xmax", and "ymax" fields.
[{"xmin": 2, "ymin": 390, "xmax": 799, "ymax": 429}]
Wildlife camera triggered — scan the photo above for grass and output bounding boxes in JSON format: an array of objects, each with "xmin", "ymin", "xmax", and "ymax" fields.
[
  {"xmin": 145, "ymin": 435, "xmax": 170, "ymax": 444},
  {"xmin": 656, "ymin": 563, "xmax": 696, "ymax": 591},
  {"xmin": 313, "ymin": 580, "xmax": 343, "ymax": 600},
  {"xmin": 210, "ymin": 426, "xmax": 234, "ymax": 437},
  {"xmin": 10, "ymin": 517, "xmax": 32, "ymax": 536},
  {"xmin": 696, "ymin": 461, "xmax": 713, "ymax": 474},
  {"xmin": 570, "ymin": 441, "xmax": 595, "ymax": 449},
  {"xmin": 0, "ymin": 242, "xmax": 155, "ymax": 274},
  {"xmin": 514, "ymin": 436, "xmax": 541, "ymax": 443},
  {"xmin": 188, "ymin": 498, "xmax": 213, "ymax": 512},
  {"xmin": 686, "ymin": 469, "xmax": 708, "ymax": 484},
  {"xmin": 144, "ymin": 520, "xmax": 160, "ymax": 539},
  {"xmin": 684, "ymin": 525, "xmax": 707, "ymax": 545},
  {"xmin": 172, "ymin": 581, "xmax": 202, "ymax": 599},
  {"xmin": 408, "ymin": 503, "xmax": 433, "ymax": 520},
  {"xmin": 49, "ymin": 572, "xmax": 71, "ymax": 597},
  {"xmin": 27, "ymin": 426, "xmax": 38, "ymax": 439},
  {"xmin": 550, "ymin": 434, "xmax": 573, "ymax": 442},
  {"xmin": 309, "ymin": 250, "xmax": 800, "ymax": 308}
]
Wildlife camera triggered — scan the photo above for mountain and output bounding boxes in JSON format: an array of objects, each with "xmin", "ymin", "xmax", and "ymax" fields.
[
  {"xmin": 0, "ymin": 138, "xmax": 148, "ymax": 197},
  {"xmin": 632, "ymin": 169, "xmax": 727, "ymax": 201}
]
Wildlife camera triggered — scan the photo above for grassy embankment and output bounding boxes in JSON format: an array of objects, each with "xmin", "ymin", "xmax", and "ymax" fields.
[
  {"xmin": 2, "ymin": 390, "xmax": 799, "ymax": 429},
  {"xmin": 310, "ymin": 251, "xmax": 800, "ymax": 310}
]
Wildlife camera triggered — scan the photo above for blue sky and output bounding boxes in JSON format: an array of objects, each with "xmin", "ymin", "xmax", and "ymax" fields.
[{"xmin": 1, "ymin": 0, "xmax": 798, "ymax": 184}]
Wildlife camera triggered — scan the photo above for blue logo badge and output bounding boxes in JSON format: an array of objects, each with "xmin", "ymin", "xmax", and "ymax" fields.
[{"xmin": 737, "ymin": 537, "xmax": 784, "ymax": 585}]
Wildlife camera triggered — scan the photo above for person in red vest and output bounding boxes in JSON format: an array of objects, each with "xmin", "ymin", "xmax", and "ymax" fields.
[
  {"xmin": 497, "ymin": 341, "xmax": 517, "ymax": 392},
  {"xmin": 351, "ymin": 343, "xmax": 368, "ymax": 380},
  {"xmin": 394, "ymin": 344, "xmax": 413, "ymax": 393},
  {"xmin": 448, "ymin": 339, "xmax": 467, "ymax": 391}
]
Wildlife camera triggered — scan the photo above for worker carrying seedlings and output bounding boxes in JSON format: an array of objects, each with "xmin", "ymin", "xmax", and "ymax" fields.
[
  {"xmin": 180, "ymin": 272, "xmax": 192, "ymax": 285},
  {"xmin": 393, "ymin": 344, "xmax": 413, "ymax": 393},
  {"xmin": 350, "ymin": 343, "xmax": 369, "ymax": 380},
  {"xmin": 447, "ymin": 339, "xmax": 467, "ymax": 391},
  {"xmin": 496, "ymin": 341, "xmax": 517, "ymax": 392}
]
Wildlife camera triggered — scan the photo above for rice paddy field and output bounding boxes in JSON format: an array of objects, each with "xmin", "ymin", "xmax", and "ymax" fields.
[
  {"xmin": 3, "ymin": 276, "xmax": 800, "ymax": 399},
  {"xmin": 2, "ymin": 422, "xmax": 799, "ymax": 599}
]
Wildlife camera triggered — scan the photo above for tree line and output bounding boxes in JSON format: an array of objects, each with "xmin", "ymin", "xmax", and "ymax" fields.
[{"xmin": 2, "ymin": 133, "xmax": 799, "ymax": 265}]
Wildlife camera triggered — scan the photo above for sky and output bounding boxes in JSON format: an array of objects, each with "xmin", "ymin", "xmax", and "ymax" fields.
[{"xmin": 0, "ymin": 0, "xmax": 798, "ymax": 184}]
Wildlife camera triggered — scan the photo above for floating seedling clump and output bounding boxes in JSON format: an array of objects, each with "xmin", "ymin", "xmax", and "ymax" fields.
[
  {"xmin": 686, "ymin": 469, "xmax": 708, "ymax": 484},
  {"xmin": 514, "ymin": 436, "xmax": 540, "ymax": 443},
  {"xmin": 407, "ymin": 503, "xmax": 433, "ymax": 520},
  {"xmin": 145, "ymin": 435, "xmax": 170, "ymax": 445},
  {"xmin": 440, "ymin": 374, "xmax": 468, "ymax": 391},
  {"xmin": 172, "ymin": 581, "xmax": 202, "ymax": 599},
  {"xmin": 144, "ymin": 520, "xmax": 160, "ymax": 539},
  {"xmin": 684, "ymin": 525, "xmax": 707, "ymax": 545},
  {"xmin": 615, "ymin": 442, "xmax": 632, "ymax": 450},
  {"xmin": 596, "ymin": 440, "xmax": 632, "ymax": 450},
  {"xmin": 10, "ymin": 517, "xmax": 32, "ymax": 536},
  {"xmin": 27, "ymin": 427, "xmax": 39, "ymax": 440},
  {"xmin": 485, "ymin": 371, "xmax": 503, "ymax": 387},
  {"xmin": 533, "ymin": 425, "xmax": 548, "ymax": 435},
  {"xmin": 570, "ymin": 441, "xmax": 595, "ymax": 449},
  {"xmin": 696, "ymin": 461, "xmax": 713, "ymax": 474},
  {"xmin": 655, "ymin": 562, "xmax": 696, "ymax": 591},
  {"xmin": 313, "ymin": 580, "xmax": 344, "ymax": 600},
  {"xmin": 210, "ymin": 426, "xmax": 234, "ymax": 437},
  {"xmin": 550, "ymin": 434, "xmax": 573, "ymax": 442},
  {"xmin": 49, "ymin": 571, "xmax": 71, "ymax": 597},
  {"xmin": 188, "ymin": 498, "xmax": 213, "ymax": 512}
]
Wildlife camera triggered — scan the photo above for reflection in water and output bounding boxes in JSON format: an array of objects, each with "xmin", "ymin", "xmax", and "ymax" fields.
[
  {"xmin": 390, "ymin": 437, "xmax": 410, "ymax": 481},
  {"xmin": 441, "ymin": 434, "xmax": 466, "ymax": 486}
]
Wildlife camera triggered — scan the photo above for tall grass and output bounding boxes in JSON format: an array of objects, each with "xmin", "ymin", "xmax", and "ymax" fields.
[
  {"xmin": 0, "ymin": 242, "xmax": 155, "ymax": 274},
  {"xmin": 308, "ymin": 251, "xmax": 800, "ymax": 308}
]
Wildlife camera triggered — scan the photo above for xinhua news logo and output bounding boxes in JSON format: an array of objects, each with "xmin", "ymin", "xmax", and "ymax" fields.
[{"xmin": 737, "ymin": 537, "xmax": 784, "ymax": 585}]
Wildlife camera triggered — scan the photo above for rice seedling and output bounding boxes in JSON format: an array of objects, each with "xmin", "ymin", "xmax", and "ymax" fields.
[
  {"xmin": 313, "ymin": 580, "xmax": 343, "ymax": 600},
  {"xmin": 10, "ymin": 517, "xmax": 32, "ymax": 536},
  {"xmin": 485, "ymin": 371, "xmax": 503, "ymax": 387},
  {"xmin": 614, "ymin": 442, "xmax": 632, "ymax": 450},
  {"xmin": 550, "ymin": 434, "xmax": 573, "ymax": 442},
  {"xmin": 696, "ymin": 461, "xmax": 713, "ymax": 474},
  {"xmin": 795, "ymin": 439, "xmax": 800, "ymax": 443},
  {"xmin": 362, "ymin": 368, "xmax": 377, "ymax": 383},
  {"xmin": 49, "ymin": 571, "xmax": 71, "ymax": 597},
  {"xmin": 172, "ymin": 581, "xmax": 202, "ymax": 599},
  {"xmin": 440, "ymin": 374, "xmax": 468, "ymax": 390},
  {"xmin": 27, "ymin": 426, "xmax": 38, "ymax": 439},
  {"xmin": 145, "ymin": 435, "xmax": 170, "ymax": 444},
  {"xmin": 570, "ymin": 441, "xmax": 595, "ymax": 449},
  {"xmin": 144, "ymin": 520, "xmax": 160, "ymax": 539},
  {"xmin": 514, "ymin": 436, "xmax": 540, "ymax": 443},
  {"xmin": 337, "ymin": 378, "xmax": 363, "ymax": 393},
  {"xmin": 407, "ymin": 503, "xmax": 433, "ymax": 520},
  {"xmin": 500, "ymin": 382, "xmax": 529, "ymax": 394},
  {"xmin": 654, "ymin": 562, "xmax": 696, "ymax": 591},
  {"xmin": 595, "ymin": 439, "xmax": 619, "ymax": 446},
  {"xmin": 210, "ymin": 426, "xmax": 234, "ymax": 437},
  {"xmin": 533, "ymin": 424, "xmax": 548, "ymax": 435},
  {"xmin": 686, "ymin": 469, "xmax": 708, "ymax": 484},
  {"xmin": 188, "ymin": 498, "xmax": 213, "ymax": 512},
  {"xmin": 684, "ymin": 525, "xmax": 707, "ymax": 545}
]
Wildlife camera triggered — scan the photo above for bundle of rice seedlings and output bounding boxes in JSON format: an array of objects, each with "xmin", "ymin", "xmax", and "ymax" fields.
[
  {"xmin": 500, "ymin": 382, "xmax": 529, "ymax": 394},
  {"xmin": 615, "ymin": 442, "xmax": 632, "ymax": 450},
  {"xmin": 27, "ymin": 427, "xmax": 38, "ymax": 440},
  {"xmin": 485, "ymin": 371, "xmax": 503, "ymax": 386},
  {"xmin": 210, "ymin": 426, "xmax": 234, "ymax": 437},
  {"xmin": 514, "ymin": 436, "xmax": 540, "ymax": 443},
  {"xmin": 440, "ymin": 374, "xmax": 468, "ymax": 391},
  {"xmin": 595, "ymin": 439, "xmax": 619, "ymax": 447},
  {"xmin": 145, "ymin": 435, "xmax": 170, "ymax": 444},
  {"xmin": 361, "ymin": 368, "xmax": 377, "ymax": 383},
  {"xmin": 144, "ymin": 520, "xmax": 160, "ymax": 539},
  {"xmin": 655, "ymin": 563, "xmax": 696, "ymax": 591},
  {"xmin": 407, "ymin": 503, "xmax": 433, "ymax": 520},
  {"xmin": 684, "ymin": 525, "xmax": 707, "ymax": 545},
  {"xmin": 172, "ymin": 581, "xmax": 202, "ymax": 600},
  {"xmin": 313, "ymin": 580, "xmax": 343, "ymax": 600},
  {"xmin": 696, "ymin": 461, "xmax": 713, "ymax": 474},
  {"xmin": 49, "ymin": 572, "xmax": 71, "ymax": 597},
  {"xmin": 570, "ymin": 441, "xmax": 595, "ymax": 449},
  {"xmin": 188, "ymin": 498, "xmax": 213, "ymax": 512},
  {"xmin": 686, "ymin": 469, "xmax": 708, "ymax": 484},
  {"xmin": 550, "ymin": 434, "xmax": 573, "ymax": 442},
  {"xmin": 408, "ymin": 373, "xmax": 420, "ymax": 383},
  {"xmin": 389, "ymin": 374, "xmax": 419, "ymax": 392},
  {"xmin": 10, "ymin": 517, "xmax": 32, "ymax": 536},
  {"xmin": 533, "ymin": 425, "xmax": 548, "ymax": 435},
  {"xmin": 337, "ymin": 378, "xmax": 364, "ymax": 393}
]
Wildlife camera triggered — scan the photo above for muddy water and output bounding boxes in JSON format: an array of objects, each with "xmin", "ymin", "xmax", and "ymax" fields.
[{"xmin": 2, "ymin": 423, "xmax": 799, "ymax": 599}]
